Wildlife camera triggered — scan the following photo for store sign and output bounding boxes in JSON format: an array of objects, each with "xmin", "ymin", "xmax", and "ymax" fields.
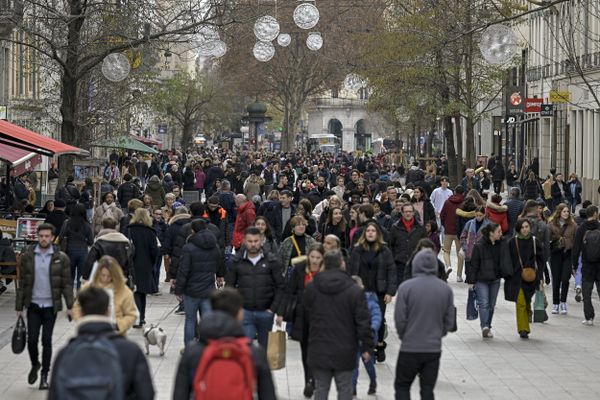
[
  {"xmin": 506, "ymin": 87, "xmax": 524, "ymax": 115},
  {"xmin": 525, "ymin": 98, "xmax": 543, "ymax": 113},
  {"xmin": 157, "ymin": 124, "xmax": 168, "ymax": 135},
  {"xmin": 540, "ymin": 104, "xmax": 554, "ymax": 117},
  {"xmin": 549, "ymin": 90, "xmax": 571, "ymax": 103}
]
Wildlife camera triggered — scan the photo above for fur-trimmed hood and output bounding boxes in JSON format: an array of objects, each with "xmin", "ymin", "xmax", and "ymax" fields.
[{"xmin": 169, "ymin": 213, "xmax": 191, "ymax": 225}]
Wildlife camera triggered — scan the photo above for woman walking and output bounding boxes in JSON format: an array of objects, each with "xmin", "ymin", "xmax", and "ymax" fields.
[
  {"xmin": 321, "ymin": 207, "xmax": 349, "ymax": 249},
  {"xmin": 460, "ymin": 206, "xmax": 490, "ymax": 279},
  {"xmin": 127, "ymin": 208, "xmax": 159, "ymax": 328},
  {"xmin": 466, "ymin": 223, "xmax": 503, "ymax": 338},
  {"xmin": 279, "ymin": 216, "xmax": 317, "ymax": 280},
  {"xmin": 92, "ymin": 192, "xmax": 124, "ymax": 235},
  {"xmin": 254, "ymin": 216, "xmax": 279, "ymax": 255},
  {"xmin": 506, "ymin": 219, "xmax": 545, "ymax": 339},
  {"xmin": 58, "ymin": 204, "xmax": 94, "ymax": 290},
  {"xmin": 547, "ymin": 204, "xmax": 577, "ymax": 314}
]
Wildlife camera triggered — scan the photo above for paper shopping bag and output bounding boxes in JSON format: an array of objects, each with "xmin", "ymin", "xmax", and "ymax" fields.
[{"xmin": 267, "ymin": 330, "xmax": 286, "ymax": 370}]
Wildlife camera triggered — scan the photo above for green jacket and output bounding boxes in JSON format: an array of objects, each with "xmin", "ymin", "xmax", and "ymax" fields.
[
  {"xmin": 16, "ymin": 244, "xmax": 74, "ymax": 312},
  {"xmin": 279, "ymin": 234, "xmax": 317, "ymax": 276}
]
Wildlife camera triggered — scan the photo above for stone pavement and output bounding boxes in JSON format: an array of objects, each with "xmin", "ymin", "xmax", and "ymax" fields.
[{"xmin": 1, "ymin": 256, "xmax": 600, "ymax": 400}]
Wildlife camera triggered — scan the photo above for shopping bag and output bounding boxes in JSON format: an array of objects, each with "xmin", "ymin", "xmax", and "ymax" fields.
[
  {"xmin": 533, "ymin": 289, "xmax": 548, "ymax": 323},
  {"xmin": 267, "ymin": 330, "xmax": 286, "ymax": 370},
  {"xmin": 466, "ymin": 288, "xmax": 478, "ymax": 321},
  {"xmin": 11, "ymin": 316, "xmax": 27, "ymax": 354}
]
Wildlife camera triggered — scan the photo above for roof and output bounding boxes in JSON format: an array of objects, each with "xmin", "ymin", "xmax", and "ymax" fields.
[
  {"xmin": 0, "ymin": 119, "xmax": 89, "ymax": 157},
  {"xmin": 91, "ymin": 136, "xmax": 159, "ymax": 154}
]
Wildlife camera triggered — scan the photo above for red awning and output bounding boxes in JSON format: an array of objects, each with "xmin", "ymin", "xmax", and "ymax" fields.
[
  {"xmin": 0, "ymin": 143, "xmax": 43, "ymax": 175},
  {"xmin": 0, "ymin": 120, "xmax": 89, "ymax": 157},
  {"xmin": 131, "ymin": 134, "xmax": 162, "ymax": 147}
]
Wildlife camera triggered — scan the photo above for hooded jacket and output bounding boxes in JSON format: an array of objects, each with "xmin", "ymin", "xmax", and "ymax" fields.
[
  {"xmin": 572, "ymin": 219, "xmax": 600, "ymax": 278},
  {"xmin": 486, "ymin": 202, "xmax": 509, "ymax": 233},
  {"xmin": 144, "ymin": 178, "xmax": 166, "ymax": 207},
  {"xmin": 232, "ymin": 200, "xmax": 256, "ymax": 249},
  {"xmin": 82, "ymin": 231, "xmax": 134, "ymax": 281},
  {"xmin": 395, "ymin": 251, "xmax": 454, "ymax": 353},
  {"xmin": 303, "ymin": 268, "xmax": 374, "ymax": 371},
  {"xmin": 175, "ymin": 229, "xmax": 225, "ymax": 298},
  {"xmin": 439, "ymin": 193, "xmax": 464, "ymax": 235},
  {"xmin": 173, "ymin": 311, "xmax": 276, "ymax": 400}
]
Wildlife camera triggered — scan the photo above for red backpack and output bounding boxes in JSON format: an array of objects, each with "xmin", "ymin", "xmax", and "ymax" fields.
[{"xmin": 193, "ymin": 337, "xmax": 256, "ymax": 400}]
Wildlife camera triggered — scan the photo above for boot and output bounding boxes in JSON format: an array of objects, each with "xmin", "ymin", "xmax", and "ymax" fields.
[
  {"xmin": 303, "ymin": 379, "xmax": 314, "ymax": 398},
  {"xmin": 39, "ymin": 373, "xmax": 49, "ymax": 390},
  {"xmin": 28, "ymin": 362, "xmax": 41, "ymax": 385},
  {"xmin": 376, "ymin": 342, "xmax": 387, "ymax": 363}
]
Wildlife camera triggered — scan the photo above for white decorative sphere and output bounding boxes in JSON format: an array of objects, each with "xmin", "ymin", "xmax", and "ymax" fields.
[
  {"xmin": 277, "ymin": 33, "xmax": 291, "ymax": 47},
  {"xmin": 254, "ymin": 15, "xmax": 280, "ymax": 42},
  {"xmin": 101, "ymin": 53, "xmax": 131, "ymax": 82},
  {"xmin": 197, "ymin": 26, "xmax": 221, "ymax": 57},
  {"xmin": 253, "ymin": 41, "xmax": 276, "ymax": 62},
  {"xmin": 293, "ymin": 3, "xmax": 320, "ymax": 30},
  {"xmin": 343, "ymin": 74, "xmax": 366, "ymax": 92},
  {"xmin": 211, "ymin": 41, "xmax": 227, "ymax": 58},
  {"xmin": 306, "ymin": 32, "xmax": 323, "ymax": 51},
  {"xmin": 479, "ymin": 24, "xmax": 519, "ymax": 65}
]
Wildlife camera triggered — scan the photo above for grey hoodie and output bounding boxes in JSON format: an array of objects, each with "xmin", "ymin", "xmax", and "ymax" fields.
[{"xmin": 395, "ymin": 250, "xmax": 454, "ymax": 353}]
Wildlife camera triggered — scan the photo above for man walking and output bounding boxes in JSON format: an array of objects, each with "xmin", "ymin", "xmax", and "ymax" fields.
[
  {"xmin": 394, "ymin": 249, "xmax": 455, "ymax": 400},
  {"xmin": 16, "ymin": 223, "xmax": 74, "ymax": 390},
  {"xmin": 303, "ymin": 250, "xmax": 374, "ymax": 400}
]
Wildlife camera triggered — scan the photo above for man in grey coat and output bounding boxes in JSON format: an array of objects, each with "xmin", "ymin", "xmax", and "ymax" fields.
[{"xmin": 394, "ymin": 249, "xmax": 455, "ymax": 400}]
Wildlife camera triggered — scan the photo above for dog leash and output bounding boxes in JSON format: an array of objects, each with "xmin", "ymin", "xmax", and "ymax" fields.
[{"xmin": 146, "ymin": 303, "xmax": 180, "ymax": 333}]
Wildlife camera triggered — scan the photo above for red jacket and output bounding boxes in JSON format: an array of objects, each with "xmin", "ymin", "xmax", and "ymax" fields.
[
  {"xmin": 485, "ymin": 202, "xmax": 509, "ymax": 234},
  {"xmin": 232, "ymin": 201, "xmax": 256, "ymax": 249},
  {"xmin": 440, "ymin": 194, "xmax": 464, "ymax": 235}
]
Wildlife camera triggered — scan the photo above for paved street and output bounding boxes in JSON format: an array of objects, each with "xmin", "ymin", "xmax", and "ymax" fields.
[{"xmin": 1, "ymin": 254, "xmax": 600, "ymax": 400}]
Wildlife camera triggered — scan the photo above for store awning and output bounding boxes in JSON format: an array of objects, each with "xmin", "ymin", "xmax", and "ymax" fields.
[
  {"xmin": 0, "ymin": 143, "xmax": 43, "ymax": 176},
  {"xmin": 0, "ymin": 119, "xmax": 89, "ymax": 157},
  {"xmin": 91, "ymin": 136, "xmax": 159, "ymax": 154},
  {"xmin": 132, "ymin": 134, "xmax": 162, "ymax": 148}
]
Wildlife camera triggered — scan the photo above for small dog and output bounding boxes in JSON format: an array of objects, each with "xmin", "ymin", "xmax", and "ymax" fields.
[{"xmin": 143, "ymin": 324, "xmax": 167, "ymax": 356}]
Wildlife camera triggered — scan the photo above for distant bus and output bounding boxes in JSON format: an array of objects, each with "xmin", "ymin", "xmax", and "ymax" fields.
[{"xmin": 308, "ymin": 133, "xmax": 341, "ymax": 154}]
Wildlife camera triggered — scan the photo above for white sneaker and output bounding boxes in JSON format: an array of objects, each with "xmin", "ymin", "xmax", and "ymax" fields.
[
  {"xmin": 559, "ymin": 302, "xmax": 567, "ymax": 315},
  {"xmin": 582, "ymin": 319, "xmax": 594, "ymax": 326},
  {"xmin": 456, "ymin": 276, "xmax": 463, "ymax": 283},
  {"xmin": 551, "ymin": 304, "xmax": 559, "ymax": 314}
]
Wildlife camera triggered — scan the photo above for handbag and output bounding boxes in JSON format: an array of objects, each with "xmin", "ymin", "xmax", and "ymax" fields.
[
  {"xmin": 516, "ymin": 237, "xmax": 537, "ymax": 283},
  {"xmin": 11, "ymin": 315, "xmax": 27, "ymax": 354},
  {"xmin": 267, "ymin": 326, "xmax": 287, "ymax": 370},
  {"xmin": 533, "ymin": 287, "xmax": 548, "ymax": 323},
  {"xmin": 289, "ymin": 236, "xmax": 307, "ymax": 267},
  {"xmin": 466, "ymin": 288, "xmax": 478, "ymax": 320}
]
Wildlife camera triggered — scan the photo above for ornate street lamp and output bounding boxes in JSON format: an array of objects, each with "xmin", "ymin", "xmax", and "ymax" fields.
[{"xmin": 242, "ymin": 101, "xmax": 272, "ymax": 150}]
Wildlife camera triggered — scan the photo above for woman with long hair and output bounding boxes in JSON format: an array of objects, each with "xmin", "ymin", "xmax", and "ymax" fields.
[
  {"xmin": 348, "ymin": 221, "xmax": 396, "ymax": 366},
  {"xmin": 466, "ymin": 222, "xmax": 503, "ymax": 339},
  {"xmin": 348, "ymin": 204, "xmax": 362, "ymax": 246},
  {"xmin": 547, "ymin": 203, "xmax": 577, "ymax": 314},
  {"xmin": 127, "ymin": 208, "xmax": 159, "ymax": 328},
  {"xmin": 460, "ymin": 206, "xmax": 490, "ymax": 280},
  {"xmin": 254, "ymin": 216, "xmax": 279, "ymax": 254},
  {"xmin": 58, "ymin": 204, "xmax": 94, "ymax": 290},
  {"xmin": 73, "ymin": 255, "xmax": 137, "ymax": 335},
  {"xmin": 322, "ymin": 206, "xmax": 348, "ymax": 249},
  {"xmin": 523, "ymin": 171, "xmax": 541, "ymax": 201},
  {"xmin": 411, "ymin": 186, "xmax": 436, "ymax": 225},
  {"xmin": 276, "ymin": 244, "xmax": 325, "ymax": 398}
]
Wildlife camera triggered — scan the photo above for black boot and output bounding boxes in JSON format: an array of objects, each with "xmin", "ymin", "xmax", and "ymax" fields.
[
  {"xmin": 368, "ymin": 381, "xmax": 377, "ymax": 395},
  {"xmin": 376, "ymin": 342, "xmax": 387, "ymax": 363},
  {"xmin": 28, "ymin": 362, "xmax": 40, "ymax": 385},
  {"xmin": 39, "ymin": 373, "xmax": 49, "ymax": 390},
  {"xmin": 303, "ymin": 379, "xmax": 314, "ymax": 398}
]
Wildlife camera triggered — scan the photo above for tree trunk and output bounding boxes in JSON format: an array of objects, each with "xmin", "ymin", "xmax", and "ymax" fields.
[
  {"xmin": 444, "ymin": 115, "xmax": 459, "ymax": 187},
  {"xmin": 465, "ymin": 116, "xmax": 476, "ymax": 167},
  {"xmin": 454, "ymin": 113, "xmax": 463, "ymax": 174},
  {"xmin": 180, "ymin": 120, "xmax": 194, "ymax": 149}
]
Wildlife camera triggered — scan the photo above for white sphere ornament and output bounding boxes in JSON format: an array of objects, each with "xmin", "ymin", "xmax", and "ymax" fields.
[
  {"xmin": 293, "ymin": 3, "xmax": 320, "ymax": 30},
  {"xmin": 253, "ymin": 41, "xmax": 276, "ymax": 62},
  {"xmin": 211, "ymin": 41, "xmax": 227, "ymax": 58},
  {"xmin": 479, "ymin": 24, "xmax": 519, "ymax": 65},
  {"xmin": 197, "ymin": 26, "xmax": 221, "ymax": 57},
  {"xmin": 277, "ymin": 33, "xmax": 292, "ymax": 47},
  {"xmin": 254, "ymin": 15, "xmax": 280, "ymax": 42},
  {"xmin": 101, "ymin": 53, "xmax": 131, "ymax": 82},
  {"xmin": 344, "ymin": 74, "xmax": 365, "ymax": 92},
  {"xmin": 306, "ymin": 32, "xmax": 323, "ymax": 51}
]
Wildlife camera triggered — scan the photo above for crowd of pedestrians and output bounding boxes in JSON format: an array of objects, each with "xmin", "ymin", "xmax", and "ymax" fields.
[{"xmin": 4, "ymin": 147, "xmax": 598, "ymax": 399}]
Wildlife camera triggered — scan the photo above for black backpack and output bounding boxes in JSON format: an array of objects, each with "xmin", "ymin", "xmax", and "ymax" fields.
[
  {"xmin": 53, "ymin": 333, "xmax": 124, "ymax": 400},
  {"xmin": 583, "ymin": 229, "xmax": 600, "ymax": 263}
]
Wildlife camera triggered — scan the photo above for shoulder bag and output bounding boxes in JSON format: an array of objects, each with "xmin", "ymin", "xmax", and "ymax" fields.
[{"xmin": 516, "ymin": 237, "xmax": 537, "ymax": 283}]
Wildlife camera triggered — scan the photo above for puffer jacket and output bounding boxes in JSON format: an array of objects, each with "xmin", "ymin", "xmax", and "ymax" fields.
[
  {"xmin": 175, "ymin": 229, "xmax": 225, "ymax": 298},
  {"xmin": 460, "ymin": 218, "xmax": 490, "ymax": 261},
  {"xmin": 226, "ymin": 251, "xmax": 284, "ymax": 312},
  {"xmin": 486, "ymin": 202, "xmax": 508, "ymax": 233},
  {"xmin": 348, "ymin": 244, "xmax": 397, "ymax": 296},
  {"xmin": 163, "ymin": 213, "xmax": 191, "ymax": 279},
  {"xmin": 440, "ymin": 193, "xmax": 464, "ymax": 235},
  {"xmin": 117, "ymin": 181, "xmax": 140, "ymax": 209},
  {"xmin": 144, "ymin": 180, "xmax": 166, "ymax": 207},
  {"xmin": 466, "ymin": 236, "xmax": 502, "ymax": 284},
  {"xmin": 16, "ymin": 244, "xmax": 74, "ymax": 312}
]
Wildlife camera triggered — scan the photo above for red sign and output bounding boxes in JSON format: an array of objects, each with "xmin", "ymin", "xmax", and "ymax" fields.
[{"xmin": 525, "ymin": 98, "xmax": 543, "ymax": 113}]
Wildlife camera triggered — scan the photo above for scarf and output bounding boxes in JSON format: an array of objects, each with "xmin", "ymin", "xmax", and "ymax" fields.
[
  {"xmin": 516, "ymin": 233, "xmax": 531, "ymax": 240},
  {"xmin": 402, "ymin": 217, "xmax": 415, "ymax": 232}
]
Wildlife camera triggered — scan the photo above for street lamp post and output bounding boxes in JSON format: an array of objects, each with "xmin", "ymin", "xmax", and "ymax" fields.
[{"xmin": 242, "ymin": 101, "xmax": 271, "ymax": 151}]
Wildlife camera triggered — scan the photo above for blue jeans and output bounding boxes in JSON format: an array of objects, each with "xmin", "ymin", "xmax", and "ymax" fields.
[
  {"xmin": 183, "ymin": 296, "xmax": 211, "ymax": 345},
  {"xmin": 474, "ymin": 280, "xmax": 500, "ymax": 329},
  {"xmin": 352, "ymin": 350, "xmax": 376, "ymax": 389},
  {"xmin": 69, "ymin": 249, "xmax": 88, "ymax": 290},
  {"xmin": 242, "ymin": 309, "xmax": 274, "ymax": 348},
  {"xmin": 576, "ymin": 256, "xmax": 582, "ymax": 287}
]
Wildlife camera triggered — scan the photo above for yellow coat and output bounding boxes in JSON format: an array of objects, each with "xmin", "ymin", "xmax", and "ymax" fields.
[{"xmin": 72, "ymin": 282, "xmax": 138, "ymax": 335}]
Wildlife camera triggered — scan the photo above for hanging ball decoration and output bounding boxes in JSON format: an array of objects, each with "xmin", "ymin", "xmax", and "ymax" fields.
[
  {"xmin": 277, "ymin": 33, "xmax": 292, "ymax": 47},
  {"xmin": 197, "ymin": 26, "xmax": 221, "ymax": 57},
  {"xmin": 254, "ymin": 15, "xmax": 280, "ymax": 42},
  {"xmin": 101, "ymin": 53, "xmax": 131, "ymax": 82},
  {"xmin": 253, "ymin": 41, "xmax": 276, "ymax": 62},
  {"xmin": 479, "ymin": 24, "xmax": 519, "ymax": 65},
  {"xmin": 293, "ymin": 3, "xmax": 320, "ymax": 30},
  {"xmin": 306, "ymin": 32, "xmax": 323, "ymax": 51},
  {"xmin": 343, "ymin": 73, "xmax": 366, "ymax": 92},
  {"xmin": 211, "ymin": 41, "xmax": 228, "ymax": 58}
]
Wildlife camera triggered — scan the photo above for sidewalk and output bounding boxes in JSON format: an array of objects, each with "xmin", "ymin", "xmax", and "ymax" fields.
[{"xmin": 1, "ymin": 260, "xmax": 600, "ymax": 399}]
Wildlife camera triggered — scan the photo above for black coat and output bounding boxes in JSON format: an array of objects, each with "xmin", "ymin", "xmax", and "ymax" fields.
[
  {"xmin": 182, "ymin": 168, "xmax": 195, "ymax": 190},
  {"xmin": 466, "ymin": 236, "xmax": 503, "ymax": 284},
  {"xmin": 348, "ymin": 245, "xmax": 397, "ymax": 295},
  {"xmin": 271, "ymin": 203, "xmax": 296, "ymax": 243},
  {"xmin": 226, "ymin": 251, "xmax": 284, "ymax": 312},
  {"xmin": 175, "ymin": 230, "xmax": 225, "ymax": 298},
  {"xmin": 45, "ymin": 210, "xmax": 69, "ymax": 234},
  {"xmin": 82, "ymin": 232, "xmax": 134, "ymax": 280},
  {"xmin": 551, "ymin": 181, "xmax": 569, "ymax": 209},
  {"xmin": 523, "ymin": 179, "xmax": 541, "ymax": 200},
  {"xmin": 117, "ymin": 181, "xmax": 140, "ymax": 209},
  {"xmin": 303, "ymin": 269, "xmax": 374, "ymax": 371},
  {"xmin": 49, "ymin": 320, "xmax": 154, "ymax": 400},
  {"xmin": 504, "ymin": 236, "xmax": 544, "ymax": 302},
  {"xmin": 571, "ymin": 220, "xmax": 600, "ymax": 281},
  {"xmin": 276, "ymin": 264, "xmax": 311, "ymax": 342},
  {"xmin": 163, "ymin": 214, "xmax": 191, "ymax": 277},
  {"xmin": 412, "ymin": 199, "xmax": 436, "ymax": 225},
  {"xmin": 127, "ymin": 224, "xmax": 159, "ymax": 294},
  {"xmin": 173, "ymin": 311, "xmax": 276, "ymax": 400},
  {"xmin": 389, "ymin": 219, "xmax": 427, "ymax": 265}
]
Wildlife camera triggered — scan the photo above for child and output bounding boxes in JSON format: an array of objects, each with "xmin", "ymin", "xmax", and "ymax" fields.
[
  {"xmin": 351, "ymin": 276, "xmax": 381, "ymax": 396},
  {"xmin": 425, "ymin": 220, "xmax": 441, "ymax": 254}
]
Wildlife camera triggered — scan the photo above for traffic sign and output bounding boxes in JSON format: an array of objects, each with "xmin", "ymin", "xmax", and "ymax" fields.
[{"xmin": 540, "ymin": 104, "xmax": 554, "ymax": 117}]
